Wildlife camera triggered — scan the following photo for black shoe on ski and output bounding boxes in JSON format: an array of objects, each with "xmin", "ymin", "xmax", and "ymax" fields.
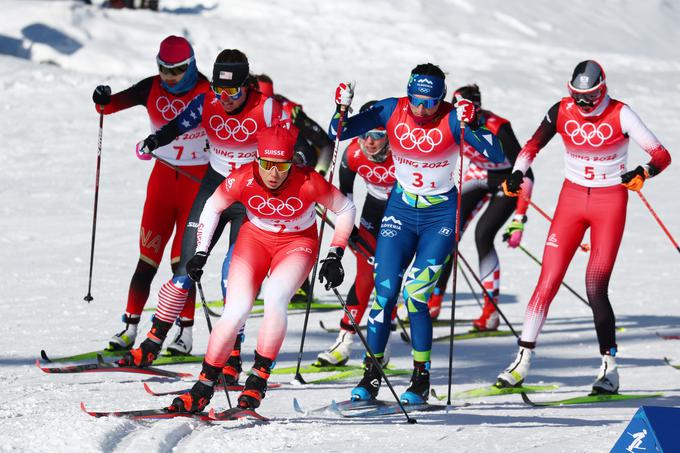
[
  {"xmin": 167, "ymin": 381, "xmax": 214, "ymax": 413},
  {"xmin": 400, "ymin": 362, "xmax": 430, "ymax": 405},
  {"xmin": 351, "ymin": 358, "xmax": 383, "ymax": 401},
  {"xmin": 237, "ymin": 351, "xmax": 274, "ymax": 409},
  {"xmin": 118, "ymin": 338, "xmax": 161, "ymax": 367}
]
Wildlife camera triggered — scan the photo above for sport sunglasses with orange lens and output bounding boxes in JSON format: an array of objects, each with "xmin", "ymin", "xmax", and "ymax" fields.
[
  {"xmin": 213, "ymin": 85, "xmax": 244, "ymax": 100},
  {"xmin": 258, "ymin": 159, "xmax": 292, "ymax": 172}
]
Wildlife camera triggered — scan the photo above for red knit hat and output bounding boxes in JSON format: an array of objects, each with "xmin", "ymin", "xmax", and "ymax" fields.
[
  {"xmin": 157, "ymin": 35, "xmax": 194, "ymax": 65},
  {"xmin": 257, "ymin": 122, "xmax": 298, "ymax": 161}
]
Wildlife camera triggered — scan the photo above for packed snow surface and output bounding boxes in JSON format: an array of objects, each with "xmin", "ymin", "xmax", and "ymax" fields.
[{"xmin": 1, "ymin": 1, "xmax": 679, "ymax": 452}]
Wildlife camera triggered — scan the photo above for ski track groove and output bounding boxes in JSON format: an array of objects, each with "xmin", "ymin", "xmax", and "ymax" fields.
[{"xmin": 111, "ymin": 419, "xmax": 196, "ymax": 453}]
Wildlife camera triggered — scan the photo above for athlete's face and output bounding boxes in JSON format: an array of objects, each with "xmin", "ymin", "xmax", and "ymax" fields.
[
  {"xmin": 258, "ymin": 158, "xmax": 291, "ymax": 190},
  {"xmin": 409, "ymin": 95, "xmax": 440, "ymax": 118},
  {"xmin": 218, "ymin": 86, "xmax": 248, "ymax": 113},
  {"xmin": 359, "ymin": 130, "xmax": 388, "ymax": 158},
  {"xmin": 159, "ymin": 70, "xmax": 185, "ymax": 87}
]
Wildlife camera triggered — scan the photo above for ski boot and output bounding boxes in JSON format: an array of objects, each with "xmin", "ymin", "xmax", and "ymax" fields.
[
  {"xmin": 167, "ymin": 362, "xmax": 219, "ymax": 413},
  {"xmin": 316, "ymin": 329, "xmax": 354, "ymax": 366},
  {"xmin": 166, "ymin": 318, "xmax": 194, "ymax": 356},
  {"xmin": 590, "ymin": 352, "xmax": 619, "ymax": 395},
  {"xmin": 222, "ymin": 333, "xmax": 243, "ymax": 385},
  {"xmin": 427, "ymin": 289, "xmax": 444, "ymax": 320},
  {"xmin": 400, "ymin": 361, "xmax": 430, "ymax": 405},
  {"xmin": 495, "ymin": 345, "xmax": 533, "ymax": 388},
  {"xmin": 471, "ymin": 295, "xmax": 500, "ymax": 332},
  {"xmin": 118, "ymin": 318, "xmax": 171, "ymax": 367},
  {"xmin": 351, "ymin": 356, "xmax": 383, "ymax": 401},
  {"xmin": 108, "ymin": 314, "xmax": 139, "ymax": 350},
  {"xmin": 237, "ymin": 351, "xmax": 274, "ymax": 409}
]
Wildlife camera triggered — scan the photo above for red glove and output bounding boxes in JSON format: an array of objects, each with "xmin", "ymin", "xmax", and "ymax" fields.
[
  {"xmin": 335, "ymin": 82, "xmax": 354, "ymax": 108},
  {"xmin": 454, "ymin": 98, "xmax": 476, "ymax": 124}
]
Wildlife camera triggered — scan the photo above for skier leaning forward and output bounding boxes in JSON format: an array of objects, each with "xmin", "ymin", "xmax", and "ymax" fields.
[
  {"xmin": 92, "ymin": 36, "xmax": 211, "ymax": 354},
  {"xmin": 118, "ymin": 49, "xmax": 285, "ymax": 369},
  {"xmin": 167, "ymin": 122, "xmax": 356, "ymax": 412},
  {"xmin": 496, "ymin": 60, "xmax": 671, "ymax": 394},
  {"xmin": 329, "ymin": 63, "xmax": 505, "ymax": 404}
]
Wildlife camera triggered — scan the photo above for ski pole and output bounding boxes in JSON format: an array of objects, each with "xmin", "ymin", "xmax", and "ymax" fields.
[
  {"xmin": 525, "ymin": 198, "xmax": 590, "ymax": 252},
  {"xmin": 515, "ymin": 244, "xmax": 591, "ymax": 307},
  {"xmin": 457, "ymin": 251, "xmax": 519, "ymax": 338},
  {"xmin": 293, "ymin": 104, "xmax": 348, "ymax": 385},
  {"xmin": 332, "ymin": 288, "xmax": 417, "ymax": 424},
  {"xmin": 637, "ymin": 191, "xmax": 680, "ymax": 254},
  {"xmin": 196, "ymin": 281, "xmax": 233, "ymax": 409},
  {"xmin": 459, "ymin": 265, "xmax": 483, "ymax": 309},
  {"xmin": 84, "ymin": 112, "xmax": 104, "ymax": 303},
  {"xmin": 152, "ymin": 154, "xmax": 203, "ymax": 184},
  {"xmin": 446, "ymin": 121, "xmax": 466, "ymax": 405}
]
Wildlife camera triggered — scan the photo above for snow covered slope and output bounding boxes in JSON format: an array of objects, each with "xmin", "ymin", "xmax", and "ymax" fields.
[{"xmin": 1, "ymin": 1, "xmax": 679, "ymax": 452}]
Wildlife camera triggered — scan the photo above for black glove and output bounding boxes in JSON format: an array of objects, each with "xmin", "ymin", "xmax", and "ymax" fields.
[
  {"xmin": 92, "ymin": 85, "xmax": 111, "ymax": 106},
  {"xmin": 186, "ymin": 252, "xmax": 208, "ymax": 282},
  {"xmin": 319, "ymin": 248, "xmax": 344, "ymax": 290},
  {"xmin": 502, "ymin": 170, "xmax": 524, "ymax": 197},
  {"xmin": 136, "ymin": 135, "xmax": 160, "ymax": 159}
]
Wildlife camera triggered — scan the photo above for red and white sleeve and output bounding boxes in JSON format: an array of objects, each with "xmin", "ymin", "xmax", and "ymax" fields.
[{"xmin": 620, "ymin": 105, "xmax": 671, "ymax": 176}]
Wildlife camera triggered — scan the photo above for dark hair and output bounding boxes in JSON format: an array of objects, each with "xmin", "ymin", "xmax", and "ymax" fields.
[
  {"xmin": 360, "ymin": 100, "xmax": 377, "ymax": 112},
  {"xmin": 410, "ymin": 63, "xmax": 445, "ymax": 80},
  {"xmin": 255, "ymin": 73, "xmax": 273, "ymax": 84},
  {"xmin": 215, "ymin": 49, "xmax": 248, "ymax": 64},
  {"xmin": 453, "ymin": 83, "xmax": 481, "ymax": 107}
]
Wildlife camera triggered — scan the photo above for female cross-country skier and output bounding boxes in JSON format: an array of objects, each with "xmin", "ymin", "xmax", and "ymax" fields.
[
  {"xmin": 92, "ymin": 36, "xmax": 211, "ymax": 354},
  {"xmin": 329, "ymin": 63, "xmax": 505, "ymax": 404},
  {"xmin": 496, "ymin": 60, "xmax": 671, "ymax": 395},
  {"xmin": 167, "ymin": 122, "xmax": 355, "ymax": 412}
]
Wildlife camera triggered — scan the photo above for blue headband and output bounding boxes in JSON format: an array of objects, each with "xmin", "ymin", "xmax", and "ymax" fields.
[{"xmin": 407, "ymin": 74, "xmax": 446, "ymax": 100}]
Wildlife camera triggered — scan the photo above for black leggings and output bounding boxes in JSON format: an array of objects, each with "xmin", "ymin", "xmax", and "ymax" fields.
[{"xmin": 435, "ymin": 183, "xmax": 517, "ymax": 292}]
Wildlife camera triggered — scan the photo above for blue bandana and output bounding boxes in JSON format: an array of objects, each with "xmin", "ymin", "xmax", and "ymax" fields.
[
  {"xmin": 161, "ymin": 58, "xmax": 198, "ymax": 95},
  {"xmin": 407, "ymin": 74, "xmax": 446, "ymax": 100}
]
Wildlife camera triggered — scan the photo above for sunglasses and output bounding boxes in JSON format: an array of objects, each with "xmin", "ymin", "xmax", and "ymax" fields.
[
  {"xmin": 361, "ymin": 129, "xmax": 387, "ymax": 140},
  {"xmin": 258, "ymin": 158, "xmax": 292, "ymax": 172},
  {"xmin": 157, "ymin": 55, "xmax": 193, "ymax": 76},
  {"xmin": 213, "ymin": 85, "xmax": 244, "ymax": 101},
  {"xmin": 408, "ymin": 95, "xmax": 440, "ymax": 109},
  {"xmin": 158, "ymin": 63, "xmax": 188, "ymax": 76}
]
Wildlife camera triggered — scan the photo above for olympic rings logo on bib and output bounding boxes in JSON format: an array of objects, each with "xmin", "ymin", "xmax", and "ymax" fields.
[
  {"xmin": 564, "ymin": 120, "xmax": 613, "ymax": 147},
  {"xmin": 357, "ymin": 165, "xmax": 395, "ymax": 184},
  {"xmin": 394, "ymin": 123, "xmax": 443, "ymax": 153},
  {"xmin": 248, "ymin": 195, "xmax": 303, "ymax": 217},
  {"xmin": 209, "ymin": 116, "xmax": 258, "ymax": 142},
  {"xmin": 156, "ymin": 97, "xmax": 187, "ymax": 121}
]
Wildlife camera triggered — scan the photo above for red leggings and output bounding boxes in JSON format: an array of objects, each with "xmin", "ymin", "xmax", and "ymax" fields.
[
  {"xmin": 521, "ymin": 180, "xmax": 627, "ymax": 355},
  {"xmin": 125, "ymin": 162, "xmax": 207, "ymax": 319},
  {"xmin": 205, "ymin": 222, "xmax": 318, "ymax": 367}
]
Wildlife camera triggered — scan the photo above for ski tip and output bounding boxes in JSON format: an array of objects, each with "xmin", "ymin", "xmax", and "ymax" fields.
[
  {"xmin": 143, "ymin": 382, "xmax": 154, "ymax": 395},
  {"xmin": 80, "ymin": 402, "xmax": 95, "ymax": 416},
  {"xmin": 292, "ymin": 398, "xmax": 306, "ymax": 414},
  {"xmin": 208, "ymin": 408, "xmax": 217, "ymax": 420},
  {"xmin": 40, "ymin": 350, "xmax": 51, "ymax": 362}
]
